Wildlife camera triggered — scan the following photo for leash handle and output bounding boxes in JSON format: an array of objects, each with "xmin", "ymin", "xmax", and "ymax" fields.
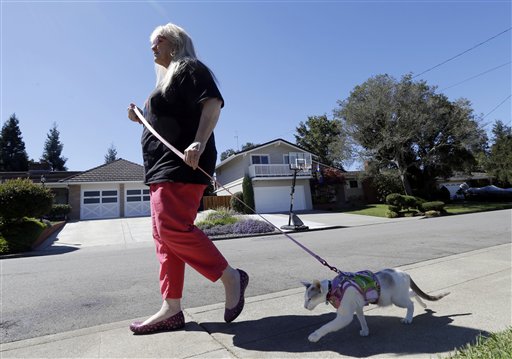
[{"xmin": 133, "ymin": 106, "xmax": 340, "ymax": 275}]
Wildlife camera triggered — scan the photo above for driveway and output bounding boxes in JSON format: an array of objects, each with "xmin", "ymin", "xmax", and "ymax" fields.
[{"xmin": 40, "ymin": 211, "xmax": 415, "ymax": 250}]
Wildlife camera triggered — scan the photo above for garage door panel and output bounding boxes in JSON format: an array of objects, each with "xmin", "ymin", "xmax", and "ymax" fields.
[
  {"xmin": 81, "ymin": 187, "xmax": 119, "ymax": 220},
  {"xmin": 125, "ymin": 188, "xmax": 151, "ymax": 217},
  {"xmin": 254, "ymin": 186, "xmax": 306, "ymax": 213}
]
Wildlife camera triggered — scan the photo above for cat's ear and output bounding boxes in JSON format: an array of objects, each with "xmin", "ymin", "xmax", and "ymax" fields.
[
  {"xmin": 301, "ymin": 281, "xmax": 312, "ymax": 288},
  {"xmin": 313, "ymin": 280, "xmax": 321, "ymax": 289}
]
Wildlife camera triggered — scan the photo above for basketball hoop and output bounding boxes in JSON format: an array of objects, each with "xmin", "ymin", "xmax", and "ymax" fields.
[
  {"xmin": 281, "ymin": 152, "xmax": 311, "ymax": 231},
  {"xmin": 289, "ymin": 152, "xmax": 312, "ymax": 172}
]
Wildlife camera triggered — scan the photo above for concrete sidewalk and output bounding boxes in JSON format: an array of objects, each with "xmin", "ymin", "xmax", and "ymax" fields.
[{"xmin": 3, "ymin": 243, "xmax": 510, "ymax": 358}]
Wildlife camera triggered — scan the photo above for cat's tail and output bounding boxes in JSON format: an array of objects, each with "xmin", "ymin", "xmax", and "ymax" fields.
[{"xmin": 410, "ymin": 278, "xmax": 450, "ymax": 301}]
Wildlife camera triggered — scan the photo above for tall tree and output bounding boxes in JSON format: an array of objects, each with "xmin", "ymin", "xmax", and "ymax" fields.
[
  {"xmin": 335, "ymin": 74, "xmax": 486, "ymax": 196},
  {"xmin": 104, "ymin": 143, "xmax": 118, "ymax": 164},
  {"xmin": 294, "ymin": 115, "xmax": 351, "ymax": 168},
  {"xmin": 485, "ymin": 120, "xmax": 512, "ymax": 186},
  {"xmin": 220, "ymin": 142, "xmax": 259, "ymax": 161},
  {"xmin": 0, "ymin": 113, "xmax": 29, "ymax": 171},
  {"xmin": 41, "ymin": 122, "xmax": 68, "ymax": 171}
]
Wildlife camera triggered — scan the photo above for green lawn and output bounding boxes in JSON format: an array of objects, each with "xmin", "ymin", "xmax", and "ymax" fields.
[
  {"xmin": 337, "ymin": 202, "xmax": 512, "ymax": 218},
  {"xmin": 447, "ymin": 327, "xmax": 512, "ymax": 358}
]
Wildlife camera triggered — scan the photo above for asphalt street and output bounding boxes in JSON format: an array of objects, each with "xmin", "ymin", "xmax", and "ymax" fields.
[{"xmin": 1, "ymin": 210, "xmax": 511, "ymax": 345}]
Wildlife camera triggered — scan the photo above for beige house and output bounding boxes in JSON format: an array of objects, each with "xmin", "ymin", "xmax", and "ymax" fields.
[{"xmin": 215, "ymin": 139, "xmax": 314, "ymax": 213}]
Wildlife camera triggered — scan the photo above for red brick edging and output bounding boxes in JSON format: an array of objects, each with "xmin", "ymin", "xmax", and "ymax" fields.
[{"xmin": 32, "ymin": 221, "xmax": 66, "ymax": 250}]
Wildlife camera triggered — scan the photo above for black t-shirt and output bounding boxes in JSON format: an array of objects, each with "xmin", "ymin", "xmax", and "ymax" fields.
[{"xmin": 141, "ymin": 59, "xmax": 224, "ymax": 185}]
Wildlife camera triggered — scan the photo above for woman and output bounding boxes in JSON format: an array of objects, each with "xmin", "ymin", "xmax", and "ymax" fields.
[{"xmin": 127, "ymin": 23, "xmax": 248, "ymax": 335}]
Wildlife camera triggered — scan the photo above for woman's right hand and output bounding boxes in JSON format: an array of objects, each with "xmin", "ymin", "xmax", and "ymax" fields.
[{"xmin": 127, "ymin": 103, "xmax": 142, "ymax": 124}]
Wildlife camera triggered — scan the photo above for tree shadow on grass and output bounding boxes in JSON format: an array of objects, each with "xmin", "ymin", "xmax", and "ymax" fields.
[{"xmin": 199, "ymin": 309, "xmax": 483, "ymax": 357}]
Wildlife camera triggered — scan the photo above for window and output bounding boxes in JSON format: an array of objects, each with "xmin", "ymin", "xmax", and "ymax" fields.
[
  {"xmin": 251, "ymin": 155, "xmax": 269, "ymax": 164},
  {"xmin": 349, "ymin": 180, "xmax": 358, "ymax": 188},
  {"xmin": 283, "ymin": 154, "xmax": 290, "ymax": 164},
  {"xmin": 126, "ymin": 189, "xmax": 150, "ymax": 203}
]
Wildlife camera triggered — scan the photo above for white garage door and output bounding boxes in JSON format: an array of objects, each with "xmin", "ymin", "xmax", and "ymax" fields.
[
  {"xmin": 81, "ymin": 188, "xmax": 119, "ymax": 220},
  {"xmin": 125, "ymin": 188, "xmax": 151, "ymax": 217},
  {"xmin": 254, "ymin": 186, "xmax": 306, "ymax": 213}
]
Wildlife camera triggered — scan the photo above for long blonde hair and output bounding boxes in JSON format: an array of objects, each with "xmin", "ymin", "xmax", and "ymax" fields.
[{"xmin": 150, "ymin": 23, "xmax": 197, "ymax": 93}]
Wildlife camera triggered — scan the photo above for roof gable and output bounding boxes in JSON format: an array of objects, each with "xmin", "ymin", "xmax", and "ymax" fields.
[
  {"xmin": 217, "ymin": 138, "xmax": 313, "ymax": 168},
  {"xmin": 64, "ymin": 159, "xmax": 144, "ymax": 183}
]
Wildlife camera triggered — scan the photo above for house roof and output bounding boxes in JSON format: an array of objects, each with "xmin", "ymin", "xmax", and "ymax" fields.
[
  {"xmin": 217, "ymin": 138, "xmax": 313, "ymax": 168},
  {"xmin": 0, "ymin": 170, "xmax": 82, "ymax": 184},
  {"xmin": 64, "ymin": 158, "xmax": 144, "ymax": 183}
]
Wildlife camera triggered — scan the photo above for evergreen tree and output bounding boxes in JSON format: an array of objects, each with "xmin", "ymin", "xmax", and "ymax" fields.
[
  {"xmin": 104, "ymin": 143, "xmax": 118, "ymax": 164},
  {"xmin": 41, "ymin": 123, "xmax": 68, "ymax": 171},
  {"xmin": 485, "ymin": 120, "xmax": 512, "ymax": 186},
  {"xmin": 0, "ymin": 113, "xmax": 29, "ymax": 171}
]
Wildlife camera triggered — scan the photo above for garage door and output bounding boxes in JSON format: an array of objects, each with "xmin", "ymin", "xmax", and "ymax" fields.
[
  {"xmin": 81, "ymin": 189, "xmax": 119, "ymax": 220},
  {"xmin": 253, "ymin": 186, "xmax": 306, "ymax": 213},
  {"xmin": 125, "ymin": 188, "xmax": 151, "ymax": 217}
]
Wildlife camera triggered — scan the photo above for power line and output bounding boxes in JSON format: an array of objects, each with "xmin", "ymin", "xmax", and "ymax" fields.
[
  {"xmin": 412, "ymin": 27, "xmax": 512, "ymax": 79},
  {"xmin": 483, "ymin": 94, "xmax": 511, "ymax": 119},
  {"xmin": 440, "ymin": 61, "xmax": 511, "ymax": 91}
]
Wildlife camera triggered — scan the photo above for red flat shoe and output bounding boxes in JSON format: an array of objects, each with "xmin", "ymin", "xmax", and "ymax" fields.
[
  {"xmin": 224, "ymin": 269, "xmax": 249, "ymax": 323},
  {"xmin": 130, "ymin": 311, "xmax": 185, "ymax": 335}
]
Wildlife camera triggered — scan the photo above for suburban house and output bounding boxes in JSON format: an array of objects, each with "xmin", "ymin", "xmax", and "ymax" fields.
[
  {"xmin": 214, "ymin": 139, "xmax": 314, "ymax": 213},
  {"xmin": 63, "ymin": 159, "xmax": 150, "ymax": 220},
  {"xmin": 0, "ymin": 159, "xmax": 150, "ymax": 221}
]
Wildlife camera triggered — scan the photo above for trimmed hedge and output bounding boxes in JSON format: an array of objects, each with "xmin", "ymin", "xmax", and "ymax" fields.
[
  {"xmin": 420, "ymin": 201, "xmax": 445, "ymax": 212},
  {"xmin": 385, "ymin": 193, "xmax": 428, "ymax": 217},
  {"xmin": 47, "ymin": 204, "xmax": 72, "ymax": 221},
  {"xmin": 0, "ymin": 218, "xmax": 47, "ymax": 254},
  {"xmin": 0, "ymin": 178, "xmax": 53, "ymax": 221}
]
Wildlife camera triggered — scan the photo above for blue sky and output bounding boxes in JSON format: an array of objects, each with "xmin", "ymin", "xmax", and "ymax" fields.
[{"xmin": 1, "ymin": 0, "xmax": 511, "ymax": 171}]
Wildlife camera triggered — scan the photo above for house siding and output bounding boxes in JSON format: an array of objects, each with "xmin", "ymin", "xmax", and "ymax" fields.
[
  {"xmin": 69, "ymin": 185, "xmax": 81, "ymax": 220},
  {"xmin": 216, "ymin": 155, "xmax": 247, "ymax": 185}
]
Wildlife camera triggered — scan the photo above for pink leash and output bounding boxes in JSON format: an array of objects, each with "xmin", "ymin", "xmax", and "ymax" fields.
[{"xmin": 134, "ymin": 107, "xmax": 340, "ymax": 274}]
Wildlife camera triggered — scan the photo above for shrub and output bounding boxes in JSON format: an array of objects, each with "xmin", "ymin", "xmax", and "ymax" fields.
[
  {"xmin": 230, "ymin": 192, "xmax": 246, "ymax": 214},
  {"xmin": 386, "ymin": 193, "xmax": 404, "ymax": 208},
  {"xmin": 0, "ymin": 178, "xmax": 53, "ymax": 222},
  {"xmin": 385, "ymin": 210, "xmax": 399, "ymax": 218},
  {"xmin": 47, "ymin": 204, "xmax": 72, "ymax": 221},
  {"xmin": 421, "ymin": 201, "xmax": 445, "ymax": 212},
  {"xmin": 196, "ymin": 208, "xmax": 238, "ymax": 229},
  {"xmin": 233, "ymin": 219, "xmax": 275, "ymax": 234},
  {"xmin": 403, "ymin": 195, "xmax": 418, "ymax": 209},
  {"xmin": 0, "ymin": 218, "xmax": 47, "ymax": 254},
  {"xmin": 424, "ymin": 210, "xmax": 440, "ymax": 218},
  {"xmin": 201, "ymin": 223, "xmax": 235, "ymax": 236},
  {"xmin": 388, "ymin": 205, "xmax": 401, "ymax": 213},
  {"xmin": 242, "ymin": 175, "xmax": 255, "ymax": 214}
]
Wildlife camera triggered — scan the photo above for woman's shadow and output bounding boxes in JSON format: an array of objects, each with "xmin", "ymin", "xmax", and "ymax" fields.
[{"xmin": 197, "ymin": 309, "xmax": 482, "ymax": 357}]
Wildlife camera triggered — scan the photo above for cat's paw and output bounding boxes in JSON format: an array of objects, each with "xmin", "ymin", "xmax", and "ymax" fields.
[
  {"xmin": 401, "ymin": 317, "xmax": 413, "ymax": 324},
  {"xmin": 308, "ymin": 332, "xmax": 321, "ymax": 342},
  {"xmin": 359, "ymin": 328, "xmax": 369, "ymax": 336}
]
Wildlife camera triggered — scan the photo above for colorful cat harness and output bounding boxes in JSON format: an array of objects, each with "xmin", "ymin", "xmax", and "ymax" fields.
[{"xmin": 326, "ymin": 270, "xmax": 381, "ymax": 308}]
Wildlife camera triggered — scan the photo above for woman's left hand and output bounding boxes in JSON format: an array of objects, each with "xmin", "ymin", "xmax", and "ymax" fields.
[{"xmin": 184, "ymin": 141, "xmax": 203, "ymax": 169}]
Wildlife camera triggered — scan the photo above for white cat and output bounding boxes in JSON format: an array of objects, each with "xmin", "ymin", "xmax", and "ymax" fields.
[{"xmin": 302, "ymin": 268, "xmax": 449, "ymax": 342}]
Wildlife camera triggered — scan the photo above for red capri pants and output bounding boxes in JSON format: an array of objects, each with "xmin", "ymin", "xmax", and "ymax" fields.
[{"xmin": 150, "ymin": 182, "xmax": 228, "ymax": 299}]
